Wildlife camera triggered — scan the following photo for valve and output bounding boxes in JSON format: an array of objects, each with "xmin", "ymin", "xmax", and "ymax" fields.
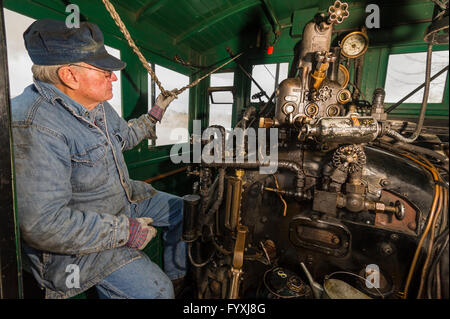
[{"xmin": 327, "ymin": 1, "xmax": 350, "ymax": 25}]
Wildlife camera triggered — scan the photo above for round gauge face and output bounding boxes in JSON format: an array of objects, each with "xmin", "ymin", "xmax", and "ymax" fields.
[{"xmin": 341, "ymin": 32, "xmax": 369, "ymax": 58}]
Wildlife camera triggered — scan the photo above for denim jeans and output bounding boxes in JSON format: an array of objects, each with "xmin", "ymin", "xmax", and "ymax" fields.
[{"xmin": 95, "ymin": 191, "xmax": 187, "ymax": 299}]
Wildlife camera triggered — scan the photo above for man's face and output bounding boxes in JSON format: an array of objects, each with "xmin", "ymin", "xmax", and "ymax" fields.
[{"xmin": 71, "ymin": 62, "xmax": 118, "ymax": 105}]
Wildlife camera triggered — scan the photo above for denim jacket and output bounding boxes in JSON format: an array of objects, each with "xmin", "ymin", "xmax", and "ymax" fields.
[{"xmin": 11, "ymin": 79, "xmax": 158, "ymax": 299}]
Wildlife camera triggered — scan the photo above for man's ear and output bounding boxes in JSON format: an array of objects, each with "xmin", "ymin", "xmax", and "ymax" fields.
[{"xmin": 58, "ymin": 66, "xmax": 80, "ymax": 90}]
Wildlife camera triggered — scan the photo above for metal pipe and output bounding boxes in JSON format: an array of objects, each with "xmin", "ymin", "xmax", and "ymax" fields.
[
  {"xmin": 392, "ymin": 142, "xmax": 449, "ymax": 163},
  {"xmin": 143, "ymin": 166, "xmax": 187, "ymax": 183},
  {"xmin": 329, "ymin": 47, "xmax": 341, "ymax": 82},
  {"xmin": 201, "ymin": 161, "xmax": 268, "ymax": 168},
  {"xmin": 417, "ymin": 185, "xmax": 444, "ymax": 298},
  {"xmin": 207, "ymin": 168, "xmax": 225, "ymax": 215},
  {"xmin": 427, "ymin": 228, "xmax": 449, "ymax": 298},
  {"xmin": 207, "ymin": 125, "xmax": 226, "ymax": 161},
  {"xmin": 187, "ymin": 242, "xmax": 214, "ymax": 268},
  {"xmin": 259, "ymin": 0, "xmax": 281, "ymax": 35},
  {"xmin": 385, "ymin": 38, "xmax": 434, "ymax": 143},
  {"xmin": 182, "ymin": 194, "xmax": 201, "ymax": 242}
]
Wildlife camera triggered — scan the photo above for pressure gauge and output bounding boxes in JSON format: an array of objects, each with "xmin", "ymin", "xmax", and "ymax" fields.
[{"xmin": 340, "ymin": 31, "xmax": 369, "ymax": 58}]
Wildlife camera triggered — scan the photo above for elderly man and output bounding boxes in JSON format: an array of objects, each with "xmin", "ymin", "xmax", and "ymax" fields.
[{"xmin": 11, "ymin": 19, "xmax": 186, "ymax": 299}]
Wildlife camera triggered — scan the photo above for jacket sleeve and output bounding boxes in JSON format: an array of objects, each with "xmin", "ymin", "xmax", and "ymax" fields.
[
  {"xmin": 13, "ymin": 124, "xmax": 130, "ymax": 255},
  {"xmin": 105, "ymin": 102, "xmax": 157, "ymax": 151}
]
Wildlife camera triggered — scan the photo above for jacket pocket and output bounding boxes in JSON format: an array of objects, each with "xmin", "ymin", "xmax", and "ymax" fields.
[
  {"xmin": 70, "ymin": 144, "xmax": 108, "ymax": 192},
  {"xmin": 113, "ymin": 130, "xmax": 126, "ymax": 151}
]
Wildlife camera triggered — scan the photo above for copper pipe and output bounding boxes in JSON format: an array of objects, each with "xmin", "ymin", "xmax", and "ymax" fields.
[
  {"xmin": 372, "ymin": 145, "xmax": 445, "ymax": 299},
  {"xmin": 417, "ymin": 185, "xmax": 443, "ymax": 298},
  {"xmin": 403, "ymin": 184, "xmax": 439, "ymax": 299},
  {"xmin": 272, "ymin": 175, "xmax": 287, "ymax": 217},
  {"xmin": 436, "ymin": 263, "xmax": 441, "ymax": 299},
  {"xmin": 399, "ymin": 153, "xmax": 441, "ymax": 299},
  {"xmin": 144, "ymin": 166, "xmax": 187, "ymax": 183},
  {"xmin": 440, "ymin": 187, "xmax": 448, "ymax": 234}
]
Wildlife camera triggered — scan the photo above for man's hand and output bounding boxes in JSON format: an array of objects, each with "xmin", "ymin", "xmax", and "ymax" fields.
[
  {"xmin": 148, "ymin": 91, "xmax": 177, "ymax": 122},
  {"xmin": 126, "ymin": 217, "xmax": 157, "ymax": 250}
]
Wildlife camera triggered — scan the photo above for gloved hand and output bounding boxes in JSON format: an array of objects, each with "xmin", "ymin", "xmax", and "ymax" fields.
[
  {"xmin": 126, "ymin": 217, "xmax": 157, "ymax": 250},
  {"xmin": 148, "ymin": 91, "xmax": 177, "ymax": 122}
]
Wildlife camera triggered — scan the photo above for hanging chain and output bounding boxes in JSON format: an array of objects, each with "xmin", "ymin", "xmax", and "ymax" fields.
[{"xmin": 101, "ymin": 0, "xmax": 242, "ymax": 97}]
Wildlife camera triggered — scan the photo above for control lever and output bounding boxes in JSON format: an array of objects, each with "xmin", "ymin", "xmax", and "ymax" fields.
[{"xmin": 300, "ymin": 262, "xmax": 324, "ymax": 299}]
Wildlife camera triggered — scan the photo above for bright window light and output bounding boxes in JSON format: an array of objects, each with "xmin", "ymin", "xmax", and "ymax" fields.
[
  {"xmin": 148, "ymin": 65, "xmax": 189, "ymax": 146},
  {"xmin": 384, "ymin": 51, "xmax": 449, "ymax": 104},
  {"xmin": 4, "ymin": 9, "xmax": 35, "ymax": 99},
  {"xmin": 104, "ymin": 45, "xmax": 122, "ymax": 117},
  {"xmin": 250, "ymin": 62, "xmax": 289, "ymax": 103}
]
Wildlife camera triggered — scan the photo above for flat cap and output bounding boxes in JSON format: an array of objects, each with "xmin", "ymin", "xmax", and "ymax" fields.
[{"xmin": 23, "ymin": 19, "xmax": 126, "ymax": 71}]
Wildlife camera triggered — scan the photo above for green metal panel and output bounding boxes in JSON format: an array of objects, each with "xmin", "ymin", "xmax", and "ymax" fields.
[
  {"xmin": 291, "ymin": 7, "xmax": 319, "ymax": 37},
  {"xmin": 174, "ymin": 0, "xmax": 261, "ymax": 45}
]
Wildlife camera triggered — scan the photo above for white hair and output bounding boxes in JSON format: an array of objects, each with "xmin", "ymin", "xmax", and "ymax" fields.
[{"xmin": 31, "ymin": 64, "xmax": 64, "ymax": 85}]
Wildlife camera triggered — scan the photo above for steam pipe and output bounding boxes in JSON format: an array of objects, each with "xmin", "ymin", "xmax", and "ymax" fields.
[
  {"xmin": 207, "ymin": 125, "xmax": 226, "ymax": 160},
  {"xmin": 385, "ymin": 38, "xmax": 434, "ymax": 143},
  {"xmin": 201, "ymin": 160, "xmax": 307, "ymax": 200},
  {"xmin": 277, "ymin": 160, "xmax": 306, "ymax": 190},
  {"xmin": 207, "ymin": 168, "xmax": 225, "ymax": 215}
]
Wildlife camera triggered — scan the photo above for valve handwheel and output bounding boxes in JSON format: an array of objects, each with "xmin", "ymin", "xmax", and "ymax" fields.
[{"xmin": 328, "ymin": 1, "xmax": 350, "ymax": 25}]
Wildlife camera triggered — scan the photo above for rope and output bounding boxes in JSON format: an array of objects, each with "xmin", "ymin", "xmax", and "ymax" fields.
[
  {"xmin": 101, "ymin": 0, "xmax": 169, "ymax": 96},
  {"xmin": 101, "ymin": 0, "xmax": 243, "ymax": 97}
]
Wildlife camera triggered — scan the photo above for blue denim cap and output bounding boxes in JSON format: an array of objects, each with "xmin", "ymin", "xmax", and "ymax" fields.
[{"xmin": 23, "ymin": 19, "xmax": 126, "ymax": 71}]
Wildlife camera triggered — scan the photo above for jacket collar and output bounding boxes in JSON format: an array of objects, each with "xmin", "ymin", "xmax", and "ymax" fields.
[{"xmin": 33, "ymin": 78, "xmax": 100, "ymax": 118}]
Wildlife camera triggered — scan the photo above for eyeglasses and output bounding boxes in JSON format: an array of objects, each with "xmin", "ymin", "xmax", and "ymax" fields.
[{"xmin": 67, "ymin": 64, "xmax": 114, "ymax": 79}]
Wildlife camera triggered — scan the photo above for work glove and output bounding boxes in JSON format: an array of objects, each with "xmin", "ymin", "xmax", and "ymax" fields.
[
  {"xmin": 148, "ymin": 91, "xmax": 177, "ymax": 122},
  {"xmin": 126, "ymin": 217, "xmax": 157, "ymax": 250}
]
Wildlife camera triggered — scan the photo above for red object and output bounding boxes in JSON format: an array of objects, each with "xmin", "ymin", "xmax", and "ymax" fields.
[{"xmin": 267, "ymin": 46, "xmax": 273, "ymax": 55}]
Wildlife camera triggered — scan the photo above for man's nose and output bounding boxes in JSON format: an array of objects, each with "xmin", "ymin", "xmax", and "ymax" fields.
[{"xmin": 110, "ymin": 72, "xmax": 118, "ymax": 82}]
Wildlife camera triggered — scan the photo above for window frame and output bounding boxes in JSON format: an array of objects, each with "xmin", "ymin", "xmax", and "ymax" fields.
[
  {"xmin": 246, "ymin": 56, "xmax": 291, "ymax": 106},
  {"xmin": 208, "ymin": 86, "xmax": 235, "ymax": 104},
  {"xmin": 147, "ymin": 62, "xmax": 191, "ymax": 148},
  {"xmin": 249, "ymin": 61, "xmax": 289, "ymax": 103},
  {"xmin": 207, "ymin": 71, "xmax": 235, "ymax": 129},
  {"xmin": 380, "ymin": 44, "xmax": 449, "ymax": 119}
]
